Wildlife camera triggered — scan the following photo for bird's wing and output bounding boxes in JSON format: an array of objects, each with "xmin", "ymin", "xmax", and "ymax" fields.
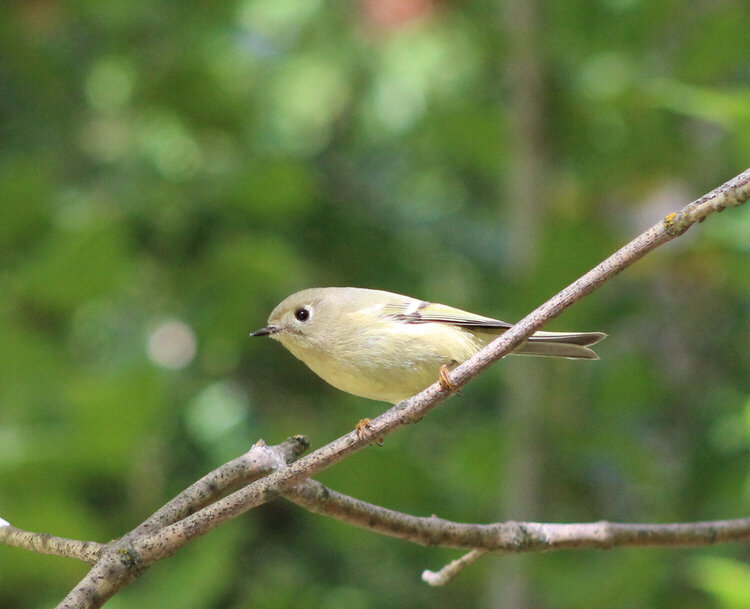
[{"xmin": 382, "ymin": 301, "xmax": 512, "ymax": 329}]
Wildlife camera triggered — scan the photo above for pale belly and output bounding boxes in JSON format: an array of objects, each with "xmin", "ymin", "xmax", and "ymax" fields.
[
  {"xmin": 307, "ymin": 354, "xmax": 448, "ymax": 404},
  {"xmin": 301, "ymin": 325, "xmax": 482, "ymax": 403}
]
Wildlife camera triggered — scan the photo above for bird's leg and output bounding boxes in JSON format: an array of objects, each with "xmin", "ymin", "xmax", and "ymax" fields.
[{"xmin": 439, "ymin": 362, "xmax": 460, "ymax": 395}]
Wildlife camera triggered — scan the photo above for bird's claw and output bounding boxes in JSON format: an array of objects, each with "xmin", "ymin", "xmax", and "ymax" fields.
[
  {"xmin": 355, "ymin": 418, "xmax": 371, "ymax": 439},
  {"xmin": 355, "ymin": 418, "xmax": 384, "ymax": 446},
  {"xmin": 439, "ymin": 365, "xmax": 460, "ymax": 395}
]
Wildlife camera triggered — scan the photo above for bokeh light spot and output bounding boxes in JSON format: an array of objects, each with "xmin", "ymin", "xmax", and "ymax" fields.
[{"xmin": 147, "ymin": 320, "xmax": 197, "ymax": 370}]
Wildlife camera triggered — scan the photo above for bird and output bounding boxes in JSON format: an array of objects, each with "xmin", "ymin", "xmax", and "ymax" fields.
[{"xmin": 250, "ymin": 287, "xmax": 606, "ymax": 405}]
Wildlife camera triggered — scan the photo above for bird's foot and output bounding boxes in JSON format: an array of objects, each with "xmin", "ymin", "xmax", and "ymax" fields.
[
  {"xmin": 355, "ymin": 418, "xmax": 371, "ymax": 439},
  {"xmin": 439, "ymin": 365, "xmax": 460, "ymax": 395},
  {"xmin": 355, "ymin": 418, "xmax": 384, "ymax": 446}
]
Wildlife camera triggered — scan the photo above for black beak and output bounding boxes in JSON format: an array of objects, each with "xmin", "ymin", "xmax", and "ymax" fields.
[{"xmin": 249, "ymin": 325, "xmax": 281, "ymax": 337}]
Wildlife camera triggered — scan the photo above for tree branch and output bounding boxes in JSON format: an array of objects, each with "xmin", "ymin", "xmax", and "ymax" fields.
[
  {"xmin": 127, "ymin": 169, "xmax": 750, "ymax": 565},
  {"xmin": 2, "ymin": 169, "xmax": 748, "ymax": 607},
  {"xmin": 128, "ymin": 436, "xmax": 310, "ymax": 538},
  {"xmin": 285, "ymin": 477, "xmax": 750, "ymax": 585},
  {"xmin": 52, "ymin": 436, "xmax": 311, "ymax": 609},
  {"xmin": 283, "ymin": 477, "xmax": 750, "ymax": 552},
  {"xmin": 0, "ymin": 519, "xmax": 103, "ymax": 565}
]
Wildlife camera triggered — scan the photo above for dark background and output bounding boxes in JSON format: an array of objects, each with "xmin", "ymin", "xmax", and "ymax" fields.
[{"xmin": 1, "ymin": 1, "xmax": 749, "ymax": 607}]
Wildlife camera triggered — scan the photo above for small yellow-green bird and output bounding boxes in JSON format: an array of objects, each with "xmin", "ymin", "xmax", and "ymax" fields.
[{"xmin": 251, "ymin": 287, "xmax": 606, "ymax": 404}]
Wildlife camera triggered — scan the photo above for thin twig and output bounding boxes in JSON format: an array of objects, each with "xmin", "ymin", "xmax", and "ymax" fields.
[
  {"xmin": 0, "ymin": 523, "xmax": 103, "ymax": 566},
  {"xmin": 422, "ymin": 550, "xmax": 488, "ymax": 586}
]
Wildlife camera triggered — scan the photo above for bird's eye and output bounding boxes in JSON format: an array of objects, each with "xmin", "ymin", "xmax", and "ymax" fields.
[{"xmin": 294, "ymin": 307, "xmax": 311, "ymax": 322}]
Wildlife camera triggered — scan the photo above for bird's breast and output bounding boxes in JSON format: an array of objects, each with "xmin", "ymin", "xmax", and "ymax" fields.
[{"xmin": 295, "ymin": 322, "xmax": 481, "ymax": 403}]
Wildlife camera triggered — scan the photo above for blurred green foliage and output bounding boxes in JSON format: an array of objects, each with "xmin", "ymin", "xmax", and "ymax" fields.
[{"xmin": 1, "ymin": 1, "xmax": 749, "ymax": 608}]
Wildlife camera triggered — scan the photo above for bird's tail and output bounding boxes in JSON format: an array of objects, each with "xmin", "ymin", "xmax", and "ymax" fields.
[{"xmin": 514, "ymin": 331, "xmax": 607, "ymax": 360}]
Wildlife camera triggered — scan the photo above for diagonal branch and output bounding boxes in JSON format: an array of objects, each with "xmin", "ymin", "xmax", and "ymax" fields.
[
  {"xmin": 127, "ymin": 168, "xmax": 750, "ymax": 565},
  {"xmin": 1, "ymin": 168, "xmax": 747, "ymax": 608},
  {"xmin": 128, "ymin": 436, "xmax": 310, "ymax": 538},
  {"xmin": 0, "ymin": 438, "xmax": 310, "ymax": 572},
  {"xmin": 61, "ymin": 167, "xmax": 750, "ymax": 606},
  {"xmin": 53, "ymin": 437, "xmax": 310, "ymax": 609}
]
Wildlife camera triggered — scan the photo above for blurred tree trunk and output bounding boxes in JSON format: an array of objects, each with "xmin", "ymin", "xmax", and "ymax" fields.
[{"xmin": 485, "ymin": 0, "xmax": 546, "ymax": 606}]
